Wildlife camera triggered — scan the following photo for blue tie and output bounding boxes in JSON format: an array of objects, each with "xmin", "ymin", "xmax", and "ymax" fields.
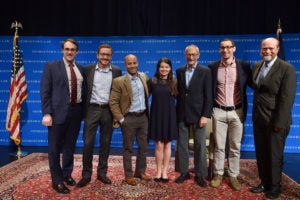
[{"xmin": 257, "ymin": 64, "xmax": 268, "ymax": 86}]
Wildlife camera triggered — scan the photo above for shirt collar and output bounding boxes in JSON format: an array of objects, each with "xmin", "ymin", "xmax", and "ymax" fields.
[
  {"xmin": 63, "ymin": 57, "xmax": 75, "ymax": 67},
  {"xmin": 96, "ymin": 64, "xmax": 112, "ymax": 72},
  {"xmin": 220, "ymin": 57, "xmax": 235, "ymax": 67},
  {"xmin": 128, "ymin": 72, "xmax": 139, "ymax": 80},
  {"xmin": 264, "ymin": 56, "xmax": 277, "ymax": 67},
  {"xmin": 186, "ymin": 62, "xmax": 197, "ymax": 71}
]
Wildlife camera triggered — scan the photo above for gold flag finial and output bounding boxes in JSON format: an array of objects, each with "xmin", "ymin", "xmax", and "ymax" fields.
[
  {"xmin": 277, "ymin": 18, "xmax": 282, "ymax": 34},
  {"xmin": 11, "ymin": 21, "xmax": 23, "ymax": 36}
]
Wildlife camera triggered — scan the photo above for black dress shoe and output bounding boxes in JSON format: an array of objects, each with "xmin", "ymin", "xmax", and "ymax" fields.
[
  {"xmin": 64, "ymin": 176, "xmax": 76, "ymax": 186},
  {"xmin": 52, "ymin": 183, "xmax": 69, "ymax": 194},
  {"xmin": 175, "ymin": 173, "xmax": 190, "ymax": 183},
  {"xmin": 265, "ymin": 190, "xmax": 280, "ymax": 199},
  {"xmin": 76, "ymin": 177, "xmax": 91, "ymax": 188},
  {"xmin": 97, "ymin": 175, "xmax": 112, "ymax": 184},
  {"xmin": 250, "ymin": 184, "xmax": 266, "ymax": 193},
  {"xmin": 161, "ymin": 178, "xmax": 169, "ymax": 183},
  {"xmin": 154, "ymin": 177, "xmax": 162, "ymax": 182},
  {"xmin": 195, "ymin": 176, "xmax": 207, "ymax": 187}
]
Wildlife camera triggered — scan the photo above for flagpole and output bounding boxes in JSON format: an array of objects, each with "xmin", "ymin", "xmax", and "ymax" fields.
[
  {"xmin": 9, "ymin": 21, "xmax": 28, "ymax": 159},
  {"xmin": 276, "ymin": 18, "xmax": 285, "ymax": 60}
]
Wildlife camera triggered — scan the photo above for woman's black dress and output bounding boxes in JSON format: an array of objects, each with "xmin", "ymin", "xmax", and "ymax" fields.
[{"xmin": 148, "ymin": 77, "xmax": 178, "ymax": 142}]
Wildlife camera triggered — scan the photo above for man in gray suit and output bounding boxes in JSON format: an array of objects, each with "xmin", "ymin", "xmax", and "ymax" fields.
[
  {"xmin": 77, "ymin": 44, "xmax": 122, "ymax": 188},
  {"xmin": 250, "ymin": 37, "xmax": 297, "ymax": 199}
]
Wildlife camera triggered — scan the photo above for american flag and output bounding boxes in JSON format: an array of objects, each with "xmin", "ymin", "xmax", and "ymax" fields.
[{"xmin": 6, "ymin": 34, "xmax": 28, "ymax": 146}]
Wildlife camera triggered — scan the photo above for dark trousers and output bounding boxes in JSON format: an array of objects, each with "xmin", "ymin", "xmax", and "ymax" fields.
[
  {"xmin": 81, "ymin": 105, "xmax": 113, "ymax": 178},
  {"xmin": 177, "ymin": 122, "xmax": 207, "ymax": 178},
  {"xmin": 48, "ymin": 104, "xmax": 82, "ymax": 184},
  {"xmin": 121, "ymin": 112, "xmax": 148, "ymax": 177},
  {"xmin": 253, "ymin": 121, "xmax": 289, "ymax": 191}
]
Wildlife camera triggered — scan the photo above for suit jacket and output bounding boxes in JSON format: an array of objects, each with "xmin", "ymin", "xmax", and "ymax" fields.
[
  {"xmin": 109, "ymin": 72, "xmax": 149, "ymax": 127},
  {"xmin": 40, "ymin": 59, "xmax": 84, "ymax": 124},
  {"xmin": 208, "ymin": 59, "xmax": 253, "ymax": 122},
  {"xmin": 252, "ymin": 57, "xmax": 297, "ymax": 128},
  {"xmin": 83, "ymin": 64, "xmax": 122, "ymax": 117},
  {"xmin": 176, "ymin": 64, "xmax": 212, "ymax": 124}
]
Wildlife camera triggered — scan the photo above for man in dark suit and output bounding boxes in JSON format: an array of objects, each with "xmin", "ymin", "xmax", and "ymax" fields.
[
  {"xmin": 40, "ymin": 38, "xmax": 84, "ymax": 194},
  {"xmin": 77, "ymin": 44, "xmax": 122, "ymax": 188},
  {"xmin": 250, "ymin": 37, "xmax": 296, "ymax": 199},
  {"xmin": 110, "ymin": 54, "xmax": 151, "ymax": 186},
  {"xmin": 175, "ymin": 44, "xmax": 212, "ymax": 187},
  {"xmin": 208, "ymin": 39, "xmax": 252, "ymax": 191}
]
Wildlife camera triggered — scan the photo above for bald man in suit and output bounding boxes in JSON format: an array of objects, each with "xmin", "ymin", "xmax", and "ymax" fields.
[
  {"xmin": 110, "ymin": 54, "xmax": 151, "ymax": 186},
  {"xmin": 250, "ymin": 37, "xmax": 296, "ymax": 199}
]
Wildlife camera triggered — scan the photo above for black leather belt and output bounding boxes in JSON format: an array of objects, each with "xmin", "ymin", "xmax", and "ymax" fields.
[
  {"xmin": 126, "ymin": 110, "xmax": 147, "ymax": 117},
  {"xmin": 90, "ymin": 103, "xmax": 109, "ymax": 109},
  {"xmin": 214, "ymin": 103, "xmax": 242, "ymax": 111},
  {"xmin": 69, "ymin": 102, "xmax": 80, "ymax": 106}
]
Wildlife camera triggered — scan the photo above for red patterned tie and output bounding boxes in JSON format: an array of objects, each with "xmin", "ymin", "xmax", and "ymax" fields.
[{"xmin": 69, "ymin": 63, "xmax": 77, "ymax": 104}]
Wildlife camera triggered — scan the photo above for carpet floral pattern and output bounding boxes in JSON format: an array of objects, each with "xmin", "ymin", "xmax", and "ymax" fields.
[{"xmin": 0, "ymin": 153, "xmax": 299, "ymax": 200}]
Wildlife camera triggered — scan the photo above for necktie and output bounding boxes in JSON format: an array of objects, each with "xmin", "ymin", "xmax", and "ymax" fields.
[
  {"xmin": 257, "ymin": 64, "xmax": 268, "ymax": 86},
  {"xmin": 257, "ymin": 63, "xmax": 268, "ymax": 86},
  {"xmin": 69, "ymin": 63, "xmax": 77, "ymax": 104}
]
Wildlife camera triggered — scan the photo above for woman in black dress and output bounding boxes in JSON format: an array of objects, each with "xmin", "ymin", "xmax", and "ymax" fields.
[{"xmin": 148, "ymin": 57, "xmax": 178, "ymax": 183}]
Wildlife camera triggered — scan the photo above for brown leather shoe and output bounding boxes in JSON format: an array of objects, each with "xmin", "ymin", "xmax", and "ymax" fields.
[
  {"xmin": 134, "ymin": 172, "xmax": 151, "ymax": 181},
  {"xmin": 125, "ymin": 176, "xmax": 137, "ymax": 186}
]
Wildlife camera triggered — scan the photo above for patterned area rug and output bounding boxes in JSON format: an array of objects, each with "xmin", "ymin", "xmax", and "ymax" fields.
[{"xmin": 0, "ymin": 153, "xmax": 299, "ymax": 200}]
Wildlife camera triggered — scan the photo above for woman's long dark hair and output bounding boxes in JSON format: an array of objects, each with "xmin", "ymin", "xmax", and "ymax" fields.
[{"xmin": 154, "ymin": 57, "xmax": 178, "ymax": 96}]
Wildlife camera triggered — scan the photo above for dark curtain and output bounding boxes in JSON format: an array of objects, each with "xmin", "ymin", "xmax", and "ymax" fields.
[{"xmin": 1, "ymin": 0, "xmax": 299, "ymax": 36}]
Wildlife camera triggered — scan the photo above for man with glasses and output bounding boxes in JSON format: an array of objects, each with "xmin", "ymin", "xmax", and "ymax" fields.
[
  {"xmin": 40, "ymin": 38, "xmax": 84, "ymax": 194},
  {"xmin": 77, "ymin": 44, "xmax": 122, "ymax": 188},
  {"xmin": 175, "ymin": 44, "xmax": 212, "ymax": 187},
  {"xmin": 208, "ymin": 38, "xmax": 252, "ymax": 191}
]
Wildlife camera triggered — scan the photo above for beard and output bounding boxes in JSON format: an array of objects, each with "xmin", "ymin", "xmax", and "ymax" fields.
[{"xmin": 263, "ymin": 55, "xmax": 273, "ymax": 62}]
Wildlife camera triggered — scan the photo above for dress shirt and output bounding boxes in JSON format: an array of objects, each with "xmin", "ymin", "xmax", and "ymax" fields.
[
  {"xmin": 215, "ymin": 59, "xmax": 240, "ymax": 106},
  {"xmin": 90, "ymin": 64, "xmax": 112, "ymax": 105},
  {"xmin": 128, "ymin": 73, "xmax": 146, "ymax": 113},
  {"xmin": 185, "ymin": 63, "xmax": 197, "ymax": 87}
]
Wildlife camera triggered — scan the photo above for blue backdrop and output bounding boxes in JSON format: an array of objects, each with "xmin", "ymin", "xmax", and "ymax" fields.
[{"xmin": 0, "ymin": 34, "xmax": 299, "ymax": 152}]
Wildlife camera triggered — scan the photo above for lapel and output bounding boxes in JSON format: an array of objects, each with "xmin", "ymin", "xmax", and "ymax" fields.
[
  {"xmin": 253, "ymin": 61, "xmax": 264, "ymax": 85},
  {"xmin": 87, "ymin": 65, "xmax": 96, "ymax": 92},
  {"xmin": 263, "ymin": 59, "xmax": 280, "ymax": 84},
  {"xmin": 124, "ymin": 74, "xmax": 133, "ymax": 100},
  {"xmin": 178, "ymin": 66, "xmax": 187, "ymax": 89},
  {"xmin": 211, "ymin": 61, "xmax": 220, "ymax": 87},
  {"xmin": 188, "ymin": 64, "xmax": 200, "ymax": 88},
  {"xmin": 112, "ymin": 66, "xmax": 118, "ymax": 78},
  {"xmin": 59, "ymin": 60, "xmax": 69, "ymax": 89},
  {"xmin": 139, "ymin": 72, "xmax": 149, "ymax": 98}
]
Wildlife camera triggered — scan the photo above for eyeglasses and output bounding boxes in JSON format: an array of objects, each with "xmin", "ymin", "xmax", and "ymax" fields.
[
  {"xmin": 64, "ymin": 48, "xmax": 77, "ymax": 52},
  {"xmin": 99, "ymin": 53, "xmax": 112, "ymax": 57},
  {"xmin": 185, "ymin": 53, "xmax": 198, "ymax": 57},
  {"xmin": 220, "ymin": 46, "xmax": 234, "ymax": 50}
]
